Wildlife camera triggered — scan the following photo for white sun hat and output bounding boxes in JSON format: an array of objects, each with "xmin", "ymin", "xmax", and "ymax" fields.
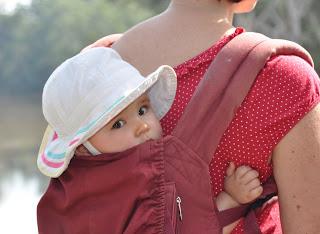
[{"xmin": 38, "ymin": 47, "xmax": 177, "ymax": 178}]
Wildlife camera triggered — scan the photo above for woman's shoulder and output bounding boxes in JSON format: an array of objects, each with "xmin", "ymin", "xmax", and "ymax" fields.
[
  {"xmin": 112, "ymin": 15, "xmax": 165, "ymax": 74},
  {"xmin": 262, "ymin": 54, "xmax": 319, "ymax": 88},
  {"xmin": 113, "ymin": 16, "xmax": 159, "ymax": 50},
  {"xmin": 252, "ymin": 54, "xmax": 320, "ymax": 117}
]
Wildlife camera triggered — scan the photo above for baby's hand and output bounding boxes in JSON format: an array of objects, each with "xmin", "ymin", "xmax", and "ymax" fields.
[{"xmin": 223, "ymin": 162, "xmax": 263, "ymax": 204}]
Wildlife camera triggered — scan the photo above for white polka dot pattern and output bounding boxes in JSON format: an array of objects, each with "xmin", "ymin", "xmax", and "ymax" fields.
[
  {"xmin": 160, "ymin": 28, "xmax": 320, "ymax": 233},
  {"xmin": 211, "ymin": 55, "xmax": 320, "ymax": 233}
]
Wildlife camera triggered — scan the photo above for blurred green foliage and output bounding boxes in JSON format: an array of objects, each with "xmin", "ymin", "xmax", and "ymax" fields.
[{"xmin": 0, "ymin": 0, "xmax": 168, "ymax": 94}]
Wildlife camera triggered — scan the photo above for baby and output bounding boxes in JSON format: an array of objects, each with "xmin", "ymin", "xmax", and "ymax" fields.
[{"xmin": 37, "ymin": 47, "xmax": 262, "ymax": 233}]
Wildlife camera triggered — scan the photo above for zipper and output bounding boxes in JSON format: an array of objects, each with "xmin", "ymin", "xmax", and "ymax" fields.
[{"xmin": 176, "ymin": 196, "xmax": 183, "ymax": 221}]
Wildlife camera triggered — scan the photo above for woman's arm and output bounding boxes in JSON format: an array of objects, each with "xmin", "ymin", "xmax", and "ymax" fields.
[{"xmin": 273, "ymin": 103, "xmax": 320, "ymax": 233}]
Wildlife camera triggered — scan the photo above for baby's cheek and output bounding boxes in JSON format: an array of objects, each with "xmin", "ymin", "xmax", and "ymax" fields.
[
  {"xmin": 100, "ymin": 132, "xmax": 133, "ymax": 153},
  {"xmin": 154, "ymin": 122, "xmax": 163, "ymax": 139}
]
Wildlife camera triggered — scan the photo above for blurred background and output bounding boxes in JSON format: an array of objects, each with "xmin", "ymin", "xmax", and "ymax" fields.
[{"xmin": 0, "ymin": 0, "xmax": 319, "ymax": 233}]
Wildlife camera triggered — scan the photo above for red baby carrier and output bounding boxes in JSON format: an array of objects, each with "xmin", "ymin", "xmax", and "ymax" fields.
[{"xmin": 37, "ymin": 32, "xmax": 313, "ymax": 234}]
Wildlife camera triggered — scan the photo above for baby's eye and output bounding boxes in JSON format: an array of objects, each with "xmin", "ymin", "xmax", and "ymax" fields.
[
  {"xmin": 138, "ymin": 105, "xmax": 148, "ymax": 116},
  {"xmin": 112, "ymin": 120, "xmax": 126, "ymax": 129}
]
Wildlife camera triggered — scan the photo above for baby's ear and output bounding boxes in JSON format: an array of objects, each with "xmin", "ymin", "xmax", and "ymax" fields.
[{"xmin": 226, "ymin": 162, "xmax": 236, "ymax": 176}]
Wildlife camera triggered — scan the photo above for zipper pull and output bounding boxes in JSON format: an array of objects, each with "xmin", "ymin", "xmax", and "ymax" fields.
[{"xmin": 176, "ymin": 196, "xmax": 183, "ymax": 221}]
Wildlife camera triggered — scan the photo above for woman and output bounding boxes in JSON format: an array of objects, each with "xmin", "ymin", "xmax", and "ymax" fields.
[{"xmin": 88, "ymin": 0, "xmax": 320, "ymax": 233}]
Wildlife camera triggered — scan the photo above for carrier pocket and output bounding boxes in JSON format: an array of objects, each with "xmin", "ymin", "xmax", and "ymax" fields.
[{"xmin": 164, "ymin": 182, "xmax": 181, "ymax": 233}]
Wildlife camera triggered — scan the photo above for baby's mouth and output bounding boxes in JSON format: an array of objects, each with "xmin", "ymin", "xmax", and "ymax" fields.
[{"xmin": 140, "ymin": 134, "xmax": 151, "ymax": 143}]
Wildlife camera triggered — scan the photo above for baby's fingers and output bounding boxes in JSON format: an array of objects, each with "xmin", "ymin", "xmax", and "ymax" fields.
[
  {"xmin": 246, "ymin": 178, "xmax": 261, "ymax": 190},
  {"xmin": 241, "ymin": 169, "xmax": 259, "ymax": 183},
  {"xmin": 235, "ymin": 165, "xmax": 252, "ymax": 178},
  {"xmin": 249, "ymin": 185, "xmax": 263, "ymax": 200},
  {"xmin": 226, "ymin": 162, "xmax": 236, "ymax": 176},
  {"xmin": 237, "ymin": 183, "xmax": 263, "ymax": 204}
]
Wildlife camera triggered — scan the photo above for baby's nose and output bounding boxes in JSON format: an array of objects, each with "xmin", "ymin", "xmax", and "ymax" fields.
[{"xmin": 135, "ymin": 122, "xmax": 150, "ymax": 137}]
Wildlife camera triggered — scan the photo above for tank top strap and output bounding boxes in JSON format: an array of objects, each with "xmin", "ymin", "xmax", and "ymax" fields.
[{"xmin": 172, "ymin": 32, "xmax": 313, "ymax": 164}]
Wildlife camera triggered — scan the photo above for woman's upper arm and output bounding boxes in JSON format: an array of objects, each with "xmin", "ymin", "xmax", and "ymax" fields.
[
  {"xmin": 270, "ymin": 53, "xmax": 320, "ymax": 233},
  {"xmin": 273, "ymin": 100, "xmax": 320, "ymax": 233}
]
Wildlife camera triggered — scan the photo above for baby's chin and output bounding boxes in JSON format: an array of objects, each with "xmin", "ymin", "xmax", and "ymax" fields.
[
  {"xmin": 153, "ymin": 133, "xmax": 163, "ymax": 140},
  {"xmin": 150, "ymin": 132, "xmax": 163, "ymax": 141}
]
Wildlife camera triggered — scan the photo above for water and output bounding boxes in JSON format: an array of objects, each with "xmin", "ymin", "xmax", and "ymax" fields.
[
  {"xmin": 0, "ymin": 172, "xmax": 43, "ymax": 234},
  {"xmin": 0, "ymin": 95, "xmax": 47, "ymax": 234}
]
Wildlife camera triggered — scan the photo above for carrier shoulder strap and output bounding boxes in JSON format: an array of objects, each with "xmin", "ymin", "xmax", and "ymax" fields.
[{"xmin": 173, "ymin": 32, "xmax": 313, "ymax": 164}]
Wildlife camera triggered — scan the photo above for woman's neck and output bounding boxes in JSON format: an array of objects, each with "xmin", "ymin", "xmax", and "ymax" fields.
[
  {"xmin": 113, "ymin": 0, "xmax": 237, "ymax": 74},
  {"xmin": 166, "ymin": 0, "xmax": 234, "ymax": 29}
]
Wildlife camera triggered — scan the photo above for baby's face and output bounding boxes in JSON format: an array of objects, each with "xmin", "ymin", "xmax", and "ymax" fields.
[{"xmin": 88, "ymin": 94, "xmax": 162, "ymax": 153}]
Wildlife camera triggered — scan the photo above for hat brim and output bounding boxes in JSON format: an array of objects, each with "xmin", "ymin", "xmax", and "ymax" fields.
[
  {"xmin": 38, "ymin": 65, "xmax": 176, "ymax": 178},
  {"xmin": 148, "ymin": 65, "xmax": 177, "ymax": 119}
]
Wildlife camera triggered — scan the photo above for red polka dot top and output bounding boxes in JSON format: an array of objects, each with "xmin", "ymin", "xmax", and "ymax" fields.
[{"xmin": 160, "ymin": 28, "xmax": 320, "ymax": 233}]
